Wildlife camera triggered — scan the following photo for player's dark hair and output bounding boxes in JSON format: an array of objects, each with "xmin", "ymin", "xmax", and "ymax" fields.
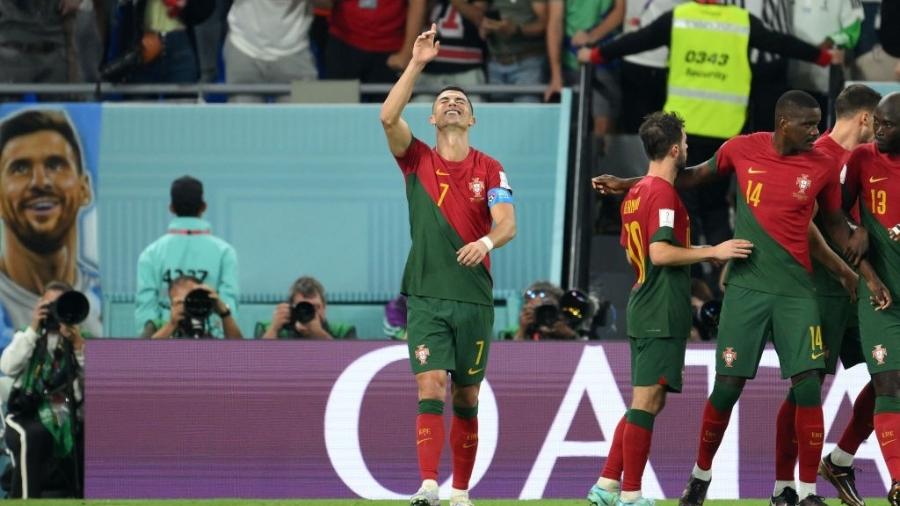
[
  {"xmin": 774, "ymin": 90, "xmax": 821, "ymax": 125},
  {"xmin": 638, "ymin": 111, "xmax": 685, "ymax": 161},
  {"xmin": 0, "ymin": 109, "xmax": 84, "ymax": 173},
  {"xmin": 436, "ymin": 86, "xmax": 473, "ymax": 114},
  {"xmin": 834, "ymin": 84, "xmax": 882, "ymax": 119},
  {"xmin": 289, "ymin": 276, "xmax": 327, "ymax": 304}
]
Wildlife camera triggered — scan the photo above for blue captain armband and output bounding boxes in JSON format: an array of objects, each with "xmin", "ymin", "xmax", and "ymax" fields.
[{"xmin": 487, "ymin": 187, "xmax": 514, "ymax": 208}]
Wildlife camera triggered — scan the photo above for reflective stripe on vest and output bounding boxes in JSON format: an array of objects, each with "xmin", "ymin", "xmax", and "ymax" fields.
[{"xmin": 664, "ymin": 3, "xmax": 751, "ymax": 139}]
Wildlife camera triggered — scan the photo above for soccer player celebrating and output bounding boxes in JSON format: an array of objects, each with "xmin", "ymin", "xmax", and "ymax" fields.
[
  {"xmin": 843, "ymin": 92, "xmax": 900, "ymax": 505},
  {"xmin": 380, "ymin": 24, "xmax": 517, "ymax": 506},
  {"xmin": 593, "ymin": 91, "xmax": 881, "ymax": 505},
  {"xmin": 587, "ymin": 112, "xmax": 753, "ymax": 506},
  {"xmin": 776, "ymin": 84, "xmax": 882, "ymax": 506}
]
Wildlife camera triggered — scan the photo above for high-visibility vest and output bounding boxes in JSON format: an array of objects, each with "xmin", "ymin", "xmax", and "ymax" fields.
[{"xmin": 663, "ymin": 2, "xmax": 751, "ymax": 139}]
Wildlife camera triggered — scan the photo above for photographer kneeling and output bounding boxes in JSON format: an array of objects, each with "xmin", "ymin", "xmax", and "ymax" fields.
[
  {"xmin": 502, "ymin": 281, "xmax": 593, "ymax": 341},
  {"xmin": 145, "ymin": 275, "xmax": 242, "ymax": 339},
  {"xmin": 1, "ymin": 282, "xmax": 87, "ymax": 498},
  {"xmin": 256, "ymin": 276, "xmax": 356, "ymax": 340}
]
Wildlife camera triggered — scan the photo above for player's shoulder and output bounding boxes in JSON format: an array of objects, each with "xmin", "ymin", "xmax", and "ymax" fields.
[
  {"xmin": 849, "ymin": 142, "xmax": 878, "ymax": 161},
  {"xmin": 724, "ymin": 132, "xmax": 770, "ymax": 150},
  {"xmin": 471, "ymin": 146, "xmax": 502, "ymax": 168}
]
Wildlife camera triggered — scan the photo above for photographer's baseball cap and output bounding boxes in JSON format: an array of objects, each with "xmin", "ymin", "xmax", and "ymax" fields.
[{"xmin": 170, "ymin": 176, "xmax": 204, "ymax": 216}]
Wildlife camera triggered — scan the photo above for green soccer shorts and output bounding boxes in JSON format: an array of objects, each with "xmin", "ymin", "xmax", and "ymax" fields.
[
  {"xmin": 858, "ymin": 295, "xmax": 900, "ymax": 374},
  {"xmin": 817, "ymin": 295, "xmax": 864, "ymax": 373},
  {"xmin": 406, "ymin": 295, "xmax": 494, "ymax": 385},
  {"xmin": 716, "ymin": 285, "xmax": 824, "ymax": 379},
  {"xmin": 630, "ymin": 335, "xmax": 687, "ymax": 393}
]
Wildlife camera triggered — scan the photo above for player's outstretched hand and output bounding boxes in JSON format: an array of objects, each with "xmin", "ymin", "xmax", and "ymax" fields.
[
  {"xmin": 457, "ymin": 240, "xmax": 489, "ymax": 267},
  {"xmin": 844, "ymin": 227, "xmax": 868, "ymax": 267},
  {"xmin": 867, "ymin": 277, "xmax": 893, "ymax": 311},
  {"xmin": 712, "ymin": 239, "xmax": 754, "ymax": 261},
  {"xmin": 591, "ymin": 175, "xmax": 628, "ymax": 195},
  {"xmin": 412, "ymin": 23, "xmax": 441, "ymax": 67}
]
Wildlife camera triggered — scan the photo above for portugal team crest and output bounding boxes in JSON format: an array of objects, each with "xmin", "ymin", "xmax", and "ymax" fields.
[
  {"xmin": 722, "ymin": 347, "xmax": 738, "ymax": 367},
  {"xmin": 793, "ymin": 174, "xmax": 812, "ymax": 201},
  {"xmin": 415, "ymin": 345, "xmax": 431, "ymax": 365},
  {"xmin": 469, "ymin": 177, "xmax": 484, "ymax": 200},
  {"xmin": 873, "ymin": 344, "xmax": 888, "ymax": 365}
]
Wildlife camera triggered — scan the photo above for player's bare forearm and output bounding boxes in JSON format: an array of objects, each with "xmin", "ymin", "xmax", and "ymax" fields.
[
  {"xmin": 649, "ymin": 242, "xmax": 716, "ymax": 266},
  {"xmin": 488, "ymin": 203, "xmax": 516, "ymax": 249},
  {"xmin": 808, "ymin": 221, "xmax": 849, "ymax": 276},
  {"xmin": 820, "ymin": 208, "xmax": 855, "ymax": 265},
  {"xmin": 379, "ymin": 68, "xmax": 419, "ymax": 156},
  {"xmin": 674, "ymin": 160, "xmax": 719, "ymax": 191},
  {"xmin": 649, "ymin": 238, "xmax": 752, "ymax": 267}
]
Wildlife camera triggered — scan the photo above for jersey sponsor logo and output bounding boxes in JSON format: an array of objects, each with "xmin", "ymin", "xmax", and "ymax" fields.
[
  {"xmin": 873, "ymin": 344, "xmax": 888, "ymax": 366},
  {"xmin": 436, "ymin": 168, "xmax": 450, "ymax": 176},
  {"xmin": 869, "ymin": 176, "xmax": 889, "ymax": 184},
  {"xmin": 468, "ymin": 367, "xmax": 484, "ymax": 375},
  {"xmin": 659, "ymin": 208, "xmax": 675, "ymax": 228},
  {"xmin": 811, "ymin": 351, "xmax": 826, "ymax": 360},
  {"xmin": 793, "ymin": 173, "xmax": 812, "ymax": 201},
  {"xmin": 722, "ymin": 347, "xmax": 737, "ymax": 367},
  {"xmin": 415, "ymin": 344, "xmax": 431, "ymax": 365},
  {"xmin": 747, "ymin": 167, "xmax": 767, "ymax": 174},
  {"xmin": 469, "ymin": 177, "xmax": 485, "ymax": 201}
]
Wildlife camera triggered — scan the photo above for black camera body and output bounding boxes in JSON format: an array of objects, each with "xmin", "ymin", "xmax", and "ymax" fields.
[
  {"xmin": 178, "ymin": 288, "xmax": 214, "ymax": 338},
  {"xmin": 42, "ymin": 291, "xmax": 90, "ymax": 334},
  {"xmin": 291, "ymin": 301, "xmax": 316, "ymax": 325}
]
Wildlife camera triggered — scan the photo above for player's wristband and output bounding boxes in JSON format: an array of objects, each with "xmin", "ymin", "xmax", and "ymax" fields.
[{"xmin": 479, "ymin": 236, "xmax": 494, "ymax": 252}]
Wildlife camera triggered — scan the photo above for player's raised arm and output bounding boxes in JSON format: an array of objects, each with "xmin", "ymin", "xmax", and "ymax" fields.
[
  {"xmin": 380, "ymin": 24, "xmax": 441, "ymax": 158},
  {"xmin": 591, "ymin": 159, "xmax": 719, "ymax": 196}
]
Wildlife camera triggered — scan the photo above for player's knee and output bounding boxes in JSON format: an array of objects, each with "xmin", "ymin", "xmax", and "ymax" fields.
[
  {"xmin": 451, "ymin": 383, "xmax": 480, "ymax": 409},
  {"xmin": 709, "ymin": 376, "xmax": 744, "ymax": 412},
  {"xmin": 416, "ymin": 371, "xmax": 447, "ymax": 400},
  {"xmin": 631, "ymin": 386, "xmax": 667, "ymax": 415}
]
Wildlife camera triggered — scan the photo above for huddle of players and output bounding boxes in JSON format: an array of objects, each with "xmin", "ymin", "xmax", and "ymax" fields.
[{"xmin": 592, "ymin": 86, "xmax": 900, "ymax": 506}]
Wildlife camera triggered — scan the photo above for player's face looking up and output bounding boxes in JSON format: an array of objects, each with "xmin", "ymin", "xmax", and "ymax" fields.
[
  {"xmin": 0, "ymin": 130, "xmax": 90, "ymax": 254},
  {"xmin": 430, "ymin": 90, "xmax": 474, "ymax": 130},
  {"xmin": 780, "ymin": 107, "xmax": 821, "ymax": 153},
  {"xmin": 874, "ymin": 96, "xmax": 900, "ymax": 155}
]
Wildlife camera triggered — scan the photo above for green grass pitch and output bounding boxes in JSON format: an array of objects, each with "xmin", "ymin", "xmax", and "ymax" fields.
[{"xmin": 1, "ymin": 500, "xmax": 893, "ymax": 506}]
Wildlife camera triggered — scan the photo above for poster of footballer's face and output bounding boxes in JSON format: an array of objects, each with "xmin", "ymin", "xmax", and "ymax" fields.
[
  {"xmin": 0, "ymin": 106, "xmax": 102, "ymax": 339},
  {"xmin": 0, "ymin": 116, "xmax": 92, "ymax": 254}
]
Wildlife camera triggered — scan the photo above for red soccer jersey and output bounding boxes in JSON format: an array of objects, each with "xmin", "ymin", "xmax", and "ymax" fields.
[
  {"xmin": 717, "ymin": 132, "xmax": 842, "ymax": 272},
  {"xmin": 619, "ymin": 176, "xmax": 691, "ymax": 286},
  {"xmin": 845, "ymin": 143, "xmax": 900, "ymax": 231},
  {"xmin": 329, "ymin": 0, "xmax": 406, "ymax": 53},
  {"xmin": 815, "ymin": 132, "xmax": 859, "ymax": 222},
  {"xmin": 396, "ymin": 138, "xmax": 510, "ymax": 271}
]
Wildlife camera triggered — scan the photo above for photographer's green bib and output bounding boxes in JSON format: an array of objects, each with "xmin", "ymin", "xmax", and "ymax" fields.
[{"xmin": 18, "ymin": 339, "xmax": 77, "ymax": 458}]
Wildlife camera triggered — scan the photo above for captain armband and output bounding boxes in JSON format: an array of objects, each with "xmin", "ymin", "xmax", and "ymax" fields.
[{"xmin": 487, "ymin": 187, "xmax": 514, "ymax": 208}]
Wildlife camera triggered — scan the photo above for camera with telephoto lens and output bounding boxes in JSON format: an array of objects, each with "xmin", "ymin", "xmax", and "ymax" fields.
[
  {"xmin": 178, "ymin": 288, "xmax": 213, "ymax": 338},
  {"xmin": 291, "ymin": 301, "xmax": 317, "ymax": 326},
  {"xmin": 42, "ymin": 290, "xmax": 90, "ymax": 334}
]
